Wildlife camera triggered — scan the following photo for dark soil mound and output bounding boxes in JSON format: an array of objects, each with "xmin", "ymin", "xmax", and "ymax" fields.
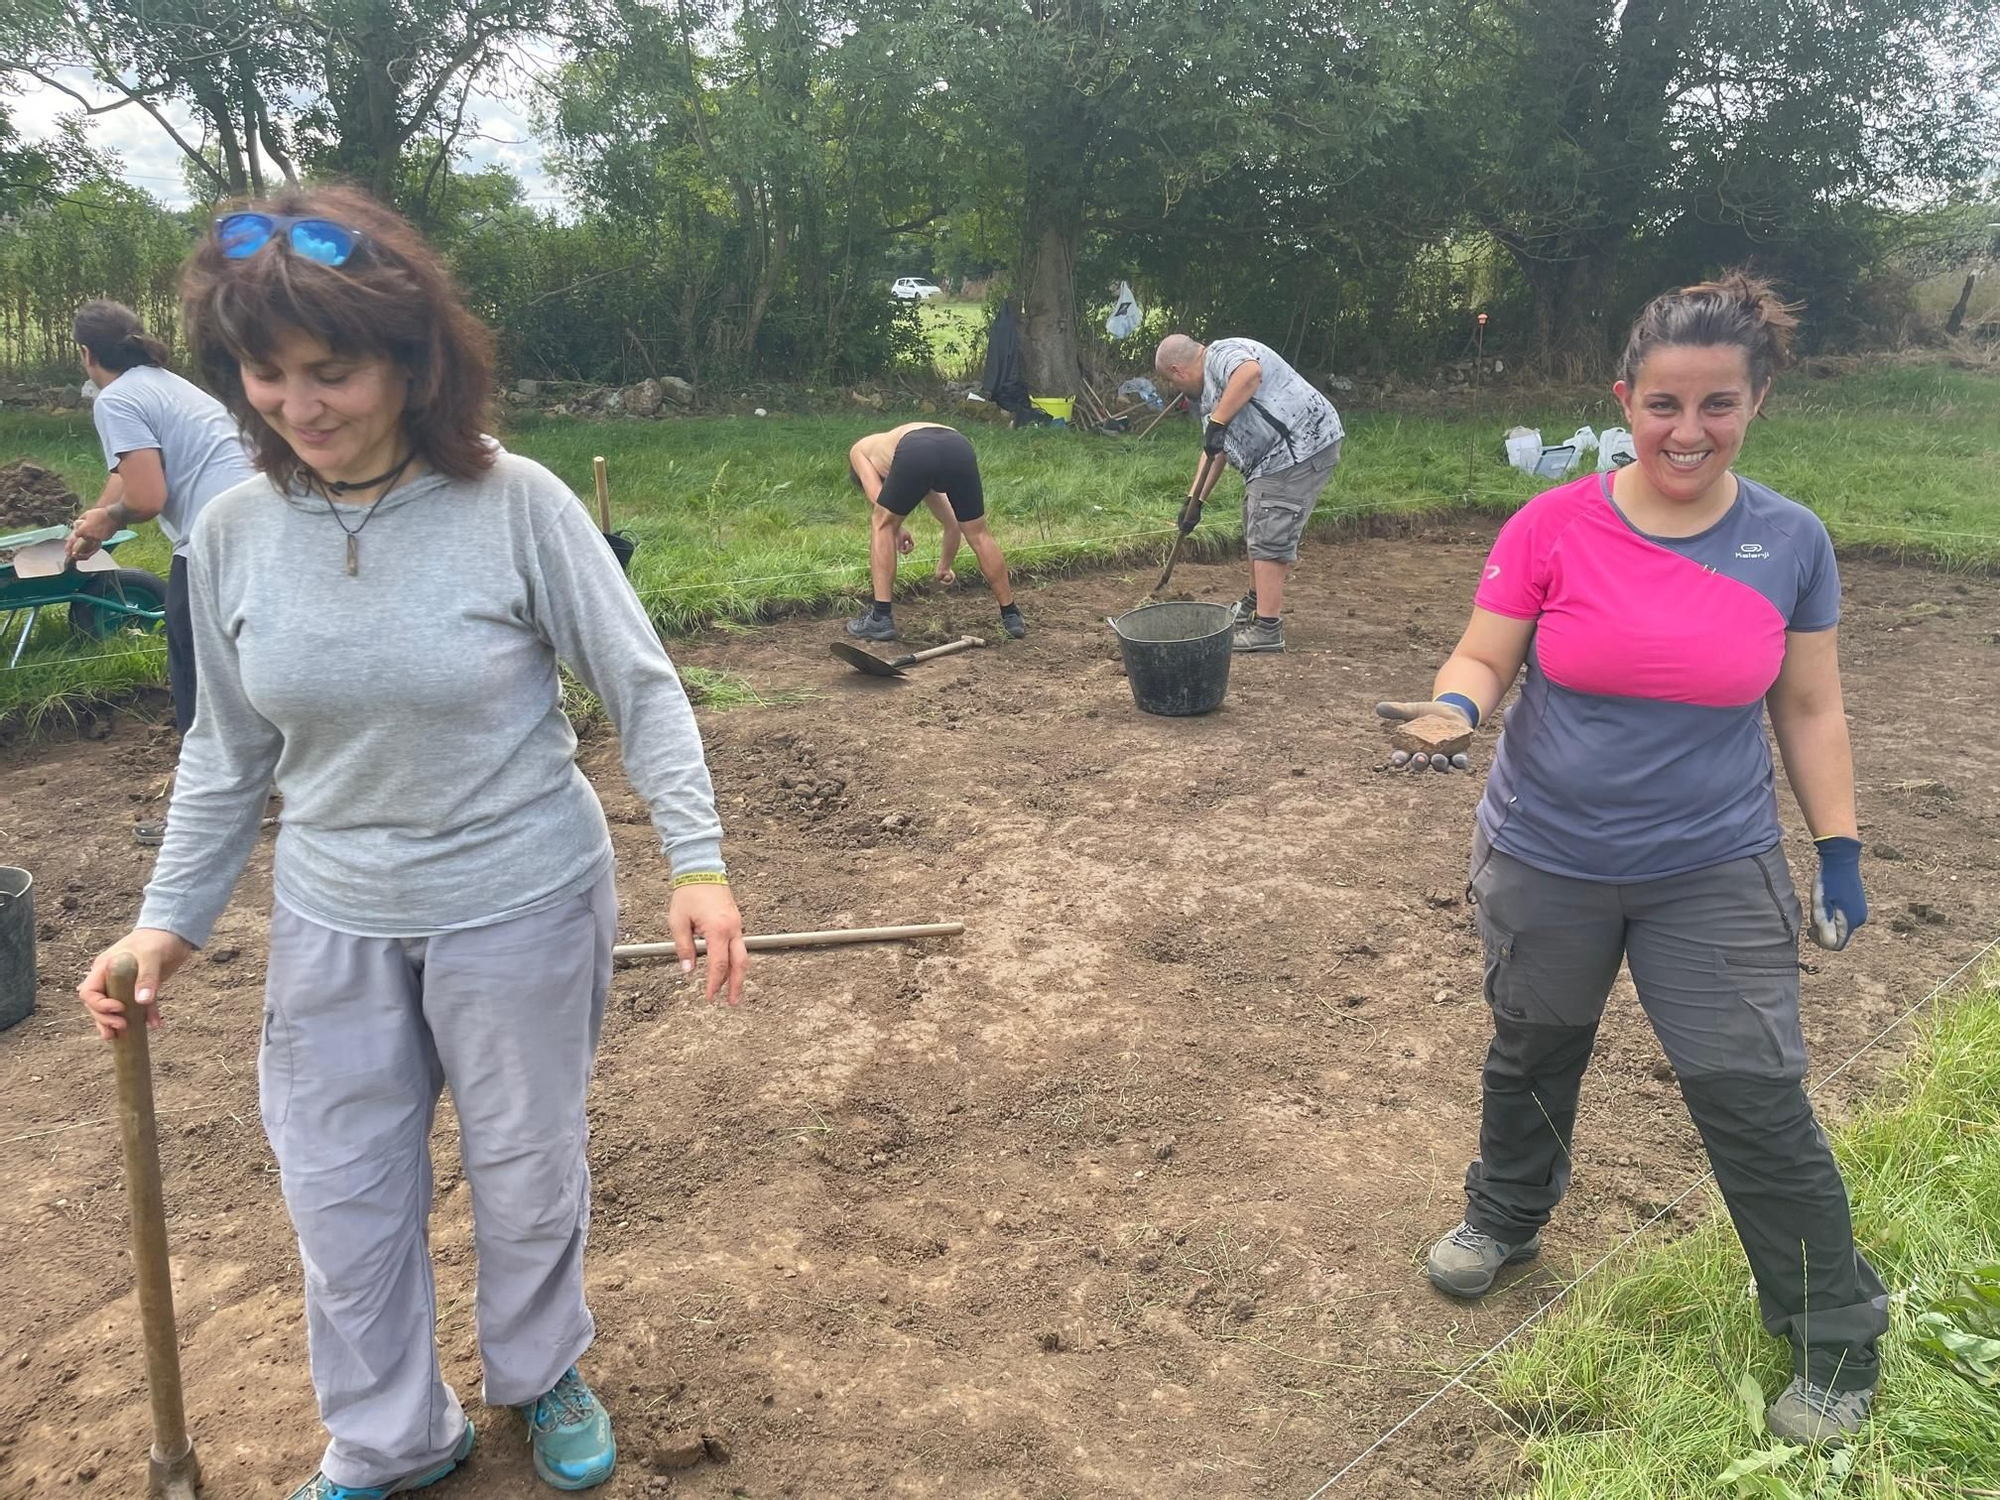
[{"xmin": 0, "ymin": 462, "xmax": 81, "ymax": 534}]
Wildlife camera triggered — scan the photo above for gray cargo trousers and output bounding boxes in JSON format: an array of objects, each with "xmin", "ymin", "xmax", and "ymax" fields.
[
  {"xmin": 259, "ymin": 869, "xmax": 617, "ymax": 1488},
  {"xmin": 1465, "ymin": 834, "xmax": 1888, "ymax": 1392}
]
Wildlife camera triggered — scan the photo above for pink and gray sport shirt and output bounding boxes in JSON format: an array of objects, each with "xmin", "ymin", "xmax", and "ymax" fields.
[{"xmin": 1474, "ymin": 470, "xmax": 1841, "ymax": 883}]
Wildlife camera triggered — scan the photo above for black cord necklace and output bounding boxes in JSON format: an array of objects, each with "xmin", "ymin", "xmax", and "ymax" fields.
[{"xmin": 315, "ymin": 451, "xmax": 417, "ymax": 577}]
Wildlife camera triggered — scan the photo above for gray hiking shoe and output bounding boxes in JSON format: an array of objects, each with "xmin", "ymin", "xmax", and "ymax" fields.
[
  {"xmin": 1766, "ymin": 1377, "xmax": 1874, "ymax": 1446},
  {"xmin": 134, "ymin": 818, "xmax": 165, "ymax": 846},
  {"xmin": 846, "ymin": 611, "xmax": 898, "ymax": 642},
  {"xmin": 1426, "ymin": 1220, "xmax": 1541, "ymax": 1297},
  {"xmin": 1231, "ymin": 618, "xmax": 1285, "ymax": 653},
  {"xmin": 1232, "ymin": 588, "xmax": 1259, "ymax": 621}
]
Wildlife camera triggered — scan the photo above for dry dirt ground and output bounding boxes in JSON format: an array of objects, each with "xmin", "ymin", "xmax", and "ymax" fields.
[{"xmin": 2, "ymin": 525, "xmax": 1998, "ymax": 1500}]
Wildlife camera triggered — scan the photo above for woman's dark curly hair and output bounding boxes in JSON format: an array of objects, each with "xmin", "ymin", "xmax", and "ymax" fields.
[{"xmin": 181, "ymin": 184, "xmax": 495, "ymax": 488}]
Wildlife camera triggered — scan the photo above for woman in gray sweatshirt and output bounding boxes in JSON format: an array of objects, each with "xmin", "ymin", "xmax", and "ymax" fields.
[{"xmin": 75, "ymin": 186, "xmax": 743, "ymax": 1497}]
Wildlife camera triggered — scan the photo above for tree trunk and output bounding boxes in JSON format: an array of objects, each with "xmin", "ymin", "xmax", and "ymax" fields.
[
  {"xmin": 237, "ymin": 57, "xmax": 265, "ymax": 195},
  {"xmin": 1017, "ymin": 209, "xmax": 1080, "ymax": 397},
  {"xmin": 195, "ymin": 86, "xmax": 250, "ymax": 195},
  {"xmin": 1945, "ymin": 273, "xmax": 1977, "ymax": 337},
  {"xmin": 1507, "ymin": 233, "xmax": 1624, "ymax": 375}
]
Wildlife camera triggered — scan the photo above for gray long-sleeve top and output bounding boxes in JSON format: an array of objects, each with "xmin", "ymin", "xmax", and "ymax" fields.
[{"xmin": 137, "ymin": 452, "xmax": 725, "ymax": 945}]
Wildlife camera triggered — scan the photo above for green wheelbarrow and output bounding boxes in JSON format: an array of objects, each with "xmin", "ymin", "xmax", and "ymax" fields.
[{"xmin": 0, "ymin": 525, "xmax": 167, "ymax": 669}]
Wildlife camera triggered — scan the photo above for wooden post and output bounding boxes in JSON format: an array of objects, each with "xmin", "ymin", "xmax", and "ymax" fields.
[{"xmin": 592, "ymin": 456, "xmax": 612, "ymax": 532}]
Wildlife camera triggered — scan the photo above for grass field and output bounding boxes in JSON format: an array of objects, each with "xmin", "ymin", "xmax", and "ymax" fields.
[
  {"xmin": 2, "ymin": 359, "xmax": 1997, "ymax": 729},
  {"xmin": 917, "ymin": 298, "xmax": 986, "ymax": 379},
  {"xmin": 1495, "ymin": 961, "xmax": 2000, "ymax": 1497}
]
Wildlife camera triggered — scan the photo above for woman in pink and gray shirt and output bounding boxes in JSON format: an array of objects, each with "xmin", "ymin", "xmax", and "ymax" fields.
[{"xmin": 1379, "ymin": 273, "xmax": 1882, "ymax": 1446}]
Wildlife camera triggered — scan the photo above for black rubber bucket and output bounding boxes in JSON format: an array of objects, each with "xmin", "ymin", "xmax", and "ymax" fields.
[
  {"xmin": 1109, "ymin": 602, "xmax": 1234, "ymax": 716},
  {"xmin": 0, "ymin": 867, "xmax": 32, "ymax": 1032}
]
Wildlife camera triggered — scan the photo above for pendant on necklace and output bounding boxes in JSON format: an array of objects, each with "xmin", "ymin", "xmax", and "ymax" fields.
[{"xmin": 345, "ymin": 533, "xmax": 359, "ymax": 576}]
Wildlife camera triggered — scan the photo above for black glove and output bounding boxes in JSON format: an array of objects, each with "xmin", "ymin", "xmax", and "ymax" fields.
[
  {"xmin": 1202, "ymin": 418, "xmax": 1230, "ymax": 456},
  {"xmin": 1177, "ymin": 496, "xmax": 1203, "ymax": 535}
]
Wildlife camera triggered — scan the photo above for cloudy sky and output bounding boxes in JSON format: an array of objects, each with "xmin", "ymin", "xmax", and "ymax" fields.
[{"xmin": 8, "ymin": 63, "xmax": 569, "ymax": 210}]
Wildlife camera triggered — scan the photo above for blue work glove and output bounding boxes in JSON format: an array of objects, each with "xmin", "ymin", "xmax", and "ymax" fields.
[
  {"xmin": 1810, "ymin": 836, "xmax": 1867, "ymax": 951},
  {"xmin": 1202, "ymin": 418, "xmax": 1230, "ymax": 456}
]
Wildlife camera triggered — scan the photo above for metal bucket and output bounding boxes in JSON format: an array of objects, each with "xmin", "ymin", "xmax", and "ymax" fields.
[
  {"xmin": 1108, "ymin": 602, "xmax": 1234, "ymax": 717},
  {"xmin": 0, "ymin": 867, "xmax": 33, "ymax": 1032}
]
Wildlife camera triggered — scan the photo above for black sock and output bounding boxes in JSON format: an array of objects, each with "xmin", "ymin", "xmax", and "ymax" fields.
[
  {"xmin": 870, "ymin": 599, "xmax": 893, "ymax": 620},
  {"xmin": 1255, "ymin": 615, "xmax": 1280, "ymax": 628}
]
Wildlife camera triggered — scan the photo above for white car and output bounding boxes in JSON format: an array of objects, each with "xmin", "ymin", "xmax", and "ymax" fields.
[{"xmin": 891, "ymin": 277, "xmax": 943, "ymax": 302}]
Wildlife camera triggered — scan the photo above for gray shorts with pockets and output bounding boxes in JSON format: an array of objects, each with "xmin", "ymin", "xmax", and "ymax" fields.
[{"xmin": 1242, "ymin": 439, "xmax": 1341, "ymax": 562}]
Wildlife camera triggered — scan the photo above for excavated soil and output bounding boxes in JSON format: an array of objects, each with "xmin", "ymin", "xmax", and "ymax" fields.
[
  {"xmin": 0, "ymin": 463, "xmax": 81, "ymax": 536},
  {"xmin": 2, "ymin": 526, "xmax": 1997, "ymax": 1499}
]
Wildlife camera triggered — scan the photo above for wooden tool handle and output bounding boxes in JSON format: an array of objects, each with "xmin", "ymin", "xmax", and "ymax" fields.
[
  {"xmin": 1150, "ymin": 532, "xmax": 1189, "ymax": 596},
  {"xmin": 592, "ymin": 456, "xmax": 612, "ymax": 532},
  {"xmin": 614, "ymin": 921, "xmax": 966, "ymax": 960},
  {"xmin": 1192, "ymin": 448, "xmax": 1229, "ymax": 503},
  {"xmin": 894, "ymin": 636, "xmax": 986, "ymax": 666},
  {"xmin": 107, "ymin": 954, "xmax": 197, "ymax": 1472}
]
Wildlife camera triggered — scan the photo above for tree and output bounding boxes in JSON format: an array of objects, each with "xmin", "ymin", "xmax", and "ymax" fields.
[
  {"xmin": 1409, "ymin": 0, "xmax": 2000, "ymax": 366},
  {"xmin": 3, "ymin": 0, "xmax": 542, "ymax": 208},
  {"xmin": 0, "ymin": 106, "xmax": 108, "ymax": 214},
  {"xmin": 938, "ymin": 0, "xmax": 1413, "ymax": 394},
  {"xmin": 1, "ymin": 0, "xmax": 303, "ymax": 199},
  {"xmin": 547, "ymin": 0, "xmax": 968, "ymax": 376},
  {"xmin": 293, "ymin": 0, "xmax": 547, "ymax": 204}
]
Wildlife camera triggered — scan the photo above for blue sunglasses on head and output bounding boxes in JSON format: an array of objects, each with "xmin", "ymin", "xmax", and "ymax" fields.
[{"xmin": 214, "ymin": 212, "xmax": 365, "ymax": 267}]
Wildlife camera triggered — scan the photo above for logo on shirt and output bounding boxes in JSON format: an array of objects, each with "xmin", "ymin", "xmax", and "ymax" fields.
[
  {"xmin": 1735, "ymin": 543, "xmax": 1771, "ymax": 562},
  {"xmin": 1484, "ymin": 564, "xmax": 1502, "ymax": 581}
]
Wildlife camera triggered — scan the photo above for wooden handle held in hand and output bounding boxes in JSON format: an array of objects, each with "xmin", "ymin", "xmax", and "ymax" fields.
[
  {"xmin": 613, "ymin": 920, "xmax": 966, "ymax": 960},
  {"xmin": 107, "ymin": 954, "xmax": 200, "ymax": 1483}
]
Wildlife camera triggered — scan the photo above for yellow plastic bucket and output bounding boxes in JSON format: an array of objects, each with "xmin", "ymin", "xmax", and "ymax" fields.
[{"xmin": 1029, "ymin": 397, "xmax": 1073, "ymax": 421}]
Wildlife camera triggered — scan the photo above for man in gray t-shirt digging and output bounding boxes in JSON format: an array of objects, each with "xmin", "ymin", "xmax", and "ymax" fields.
[{"xmin": 1154, "ymin": 334, "xmax": 1344, "ymax": 652}]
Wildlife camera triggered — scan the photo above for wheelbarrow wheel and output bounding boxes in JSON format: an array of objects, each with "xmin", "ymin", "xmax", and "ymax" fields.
[{"xmin": 67, "ymin": 568, "xmax": 169, "ymax": 641}]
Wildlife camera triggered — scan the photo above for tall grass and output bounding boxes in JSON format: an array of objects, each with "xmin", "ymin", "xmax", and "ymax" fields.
[
  {"xmin": 1493, "ymin": 962, "xmax": 2000, "ymax": 1498},
  {"xmin": 3, "ymin": 362, "xmax": 1997, "ymax": 726}
]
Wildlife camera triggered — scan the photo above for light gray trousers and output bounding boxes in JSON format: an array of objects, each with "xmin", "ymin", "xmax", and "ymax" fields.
[{"xmin": 259, "ymin": 869, "xmax": 616, "ymax": 1488}]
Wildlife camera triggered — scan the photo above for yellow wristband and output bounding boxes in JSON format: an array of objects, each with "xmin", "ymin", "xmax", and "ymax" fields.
[{"xmin": 672, "ymin": 871, "xmax": 730, "ymax": 889}]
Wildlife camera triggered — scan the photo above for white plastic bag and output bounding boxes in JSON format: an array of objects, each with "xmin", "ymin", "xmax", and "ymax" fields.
[
  {"xmin": 1503, "ymin": 427, "xmax": 1542, "ymax": 474},
  {"xmin": 1116, "ymin": 375, "xmax": 1164, "ymax": 410},
  {"xmin": 1567, "ymin": 426, "xmax": 1597, "ymax": 455},
  {"xmin": 1597, "ymin": 427, "xmax": 1636, "ymax": 470},
  {"xmin": 1106, "ymin": 281, "xmax": 1142, "ymax": 340}
]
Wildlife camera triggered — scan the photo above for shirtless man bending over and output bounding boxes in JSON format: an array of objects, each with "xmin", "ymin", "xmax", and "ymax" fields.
[{"xmin": 847, "ymin": 422, "xmax": 1026, "ymax": 642}]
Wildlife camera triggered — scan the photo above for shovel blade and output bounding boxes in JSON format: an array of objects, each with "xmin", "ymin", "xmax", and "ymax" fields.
[{"xmin": 829, "ymin": 641, "xmax": 905, "ymax": 677}]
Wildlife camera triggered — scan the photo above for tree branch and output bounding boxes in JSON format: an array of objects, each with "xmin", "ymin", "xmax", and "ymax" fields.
[
  {"xmin": 60, "ymin": 27, "xmax": 232, "ymax": 193},
  {"xmin": 0, "ymin": 63, "xmax": 144, "ymax": 115}
]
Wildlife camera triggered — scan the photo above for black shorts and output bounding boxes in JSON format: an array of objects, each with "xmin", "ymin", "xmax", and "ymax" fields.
[
  {"xmin": 875, "ymin": 427, "xmax": 985, "ymax": 523},
  {"xmin": 165, "ymin": 554, "xmax": 195, "ymax": 737}
]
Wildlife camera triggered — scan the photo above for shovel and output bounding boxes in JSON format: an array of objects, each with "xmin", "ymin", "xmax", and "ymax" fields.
[
  {"xmin": 1147, "ymin": 449, "xmax": 1228, "ymax": 601},
  {"xmin": 106, "ymin": 953, "xmax": 203, "ymax": 1499},
  {"xmin": 830, "ymin": 635, "xmax": 986, "ymax": 677}
]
